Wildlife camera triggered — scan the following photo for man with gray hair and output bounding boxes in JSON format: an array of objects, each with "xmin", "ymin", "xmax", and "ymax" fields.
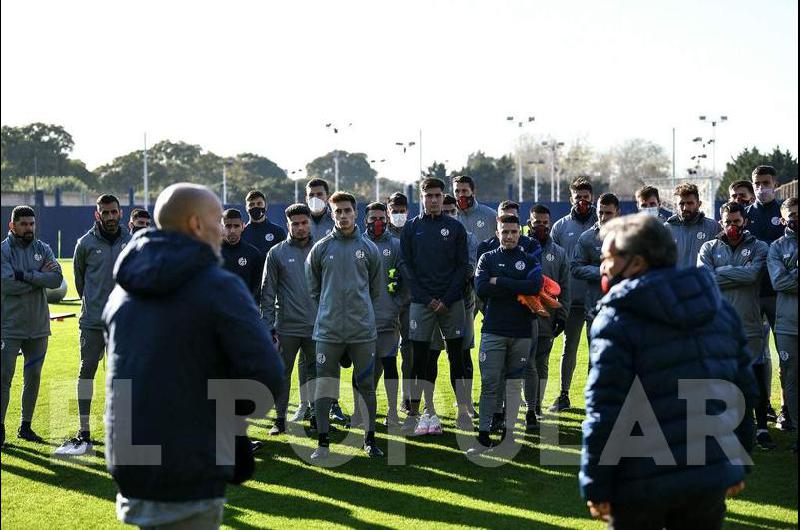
[{"xmin": 581, "ymin": 214, "xmax": 756, "ymax": 529}]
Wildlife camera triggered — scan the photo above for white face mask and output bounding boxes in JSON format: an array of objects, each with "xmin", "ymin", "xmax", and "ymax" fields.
[
  {"xmin": 641, "ymin": 206, "xmax": 660, "ymax": 217},
  {"xmin": 390, "ymin": 212, "xmax": 407, "ymax": 227},
  {"xmin": 307, "ymin": 197, "xmax": 326, "ymax": 214},
  {"xmin": 756, "ymin": 187, "xmax": 775, "ymax": 203}
]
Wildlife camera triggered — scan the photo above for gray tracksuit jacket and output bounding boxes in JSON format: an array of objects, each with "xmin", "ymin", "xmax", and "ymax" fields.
[
  {"xmin": 1, "ymin": 233, "xmax": 63, "ymax": 340},
  {"xmin": 309, "ymin": 208, "xmax": 335, "ymax": 242},
  {"xmin": 538, "ymin": 236, "xmax": 571, "ymax": 337},
  {"xmin": 457, "ymin": 200, "xmax": 498, "ymax": 244},
  {"xmin": 698, "ymin": 232, "xmax": 768, "ymax": 339},
  {"xmin": 366, "ymin": 231, "xmax": 409, "ymax": 332},
  {"xmin": 665, "ymin": 212, "xmax": 720, "ymax": 270},
  {"xmin": 551, "ymin": 208, "xmax": 598, "ymax": 308},
  {"xmin": 767, "ymin": 228, "xmax": 798, "ymax": 336},
  {"xmin": 260, "ymin": 235, "xmax": 318, "ymax": 337},
  {"xmin": 74, "ymin": 224, "xmax": 132, "ymax": 330},
  {"xmin": 306, "ymin": 227, "xmax": 382, "ymax": 344},
  {"xmin": 571, "ymin": 224, "xmax": 603, "ymax": 321}
]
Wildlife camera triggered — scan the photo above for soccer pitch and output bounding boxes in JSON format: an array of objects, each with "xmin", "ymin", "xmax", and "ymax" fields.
[{"xmin": 1, "ymin": 260, "xmax": 797, "ymax": 529}]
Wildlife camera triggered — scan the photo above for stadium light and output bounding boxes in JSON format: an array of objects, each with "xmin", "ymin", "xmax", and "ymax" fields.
[{"xmin": 505, "ymin": 114, "xmax": 535, "ymax": 201}]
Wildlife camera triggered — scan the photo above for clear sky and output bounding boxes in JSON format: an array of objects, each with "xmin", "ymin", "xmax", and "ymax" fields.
[{"xmin": 2, "ymin": 0, "xmax": 797, "ymax": 184}]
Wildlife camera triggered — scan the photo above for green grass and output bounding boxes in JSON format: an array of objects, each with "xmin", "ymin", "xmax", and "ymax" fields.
[{"xmin": 1, "ymin": 260, "xmax": 797, "ymax": 529}]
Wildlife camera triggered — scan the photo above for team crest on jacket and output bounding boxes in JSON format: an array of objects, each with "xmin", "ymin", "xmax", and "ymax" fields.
[
  {"xmin": 95, "ymin": 249, "xmax": 102, "ymax": 254},
  {"xmin": 697, "ymin": 232, "xmax": 707, "ymax": 240},
  {"xmin": 355, "ymin": 249, "xmax": 366, "ymax": 259},
  {"xmin": 479, "ymin": 351, "xmax": 487, "ymax": 363},
  {"xmin": 238, "ymin": 257, "xmax": 248, "ymax": 266},
  {"xmin": 741, "ymin": 248, "xmax": 751, "ymax": 257},
  {"xmin": 33, "ymin": 253, "xmax": 42, "ymax": 261},
  {"xmin": 383, "ymin": 248, "xmax": 391, "ymax": 256},
  {"xmin": 546, "ymin": 253, "xmax": 555, "ymax": 262},
  {"xmin": 121, "ymin": 243, "xmax": 126, "ymax": 249},
  {"xmin": 440, "ymin": 228, "xmax": 450, "ymax": 237},
  {"xmin": 772, "ymin": 217, "xmax": 782, "ymax": 226},
  {"xmin": 265, "ymin": 233, "xmax": 275, "ymax": 241},
  {"xmin": 317, "ymin": 353, "xmax": 326, "ymax": 365},
  {"xmin": 476, "ymin": 220, "xmax": 485, "ymax": 228},
  {"xmin": 410, "ymin": 319, "xmax": 418, "ymax": 330},
  {"xmin": 515, "ymin": 260, "xmax": 526, "ymax": 270}
]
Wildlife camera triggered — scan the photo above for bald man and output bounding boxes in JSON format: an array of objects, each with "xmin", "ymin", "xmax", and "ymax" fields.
[{"xmin": 103, "ymin": 183, "xmax": 284, "ymax": 530}]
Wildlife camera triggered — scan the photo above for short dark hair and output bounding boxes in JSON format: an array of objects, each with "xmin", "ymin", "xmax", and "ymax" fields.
[
  {"xmin": 497, "ymin": 214, "xmax": 520, "ymax": 225},
  {"xmin": 752, "ymin": 165, "xmax": 777, "ymax": 178},
  {"xmin": 421, "ymin": 178, "xmax": 446, "ymax": 192},
  {"xmin": 600, "ymin": 214, "xmax": 678, "ymax": 269},
  {"xmin": 307, "ymin": 178, "xmax": 330, "ymax": 195},
  {"xmin": 598, "ymin": 192, "xmax": 620, "ymax": 209},
  {"xmin": 635, "ymin": 185, "xmax": 660, "ymax": 203},
  {"xmin": 11, "ymin": 205, "xmax": 35, "ymax": 222},
  {"xmin": 530, "ymin": 204, "xmax": 551, "ymax": 216},
  {"xmin": 96, "ymin": 194, "xmax": 120, "ymax": 209},
  {"xmin": 729, "ymin": 180, "xmax": 755, "ymax": 195},
  {"xmin": 387, "ymin": 192, "xmax": 408, "ymax": 207},
  {"xmin": 222, "ymin": 208, "xmax": 243, "ymax": 221},
  {"xmin": 674, "ymin": 183, "xmax": 700, "ymax": 201},
  {"xmin": 781, "ymin": 197, "xmax": 798, "ymax": 213},
  {"xmin": 498, "ymin": 200, "xmax": 520, "ymax": 213},
  {"xmin": 129, "ymin": 208, "xmax": 151, "ymax": 221},
  {"xmin": 720, "ymin": 201, "xmax": 746, "ymax": 217},
  {"xmin": 452, "ymin": 175, "xmax": 475, "ymax": 192},
  {"xmin": 329, "ymin": 191, "xmax": 356, "ymax": 210},
  {"xmin": 365, "ymin": 202, "xmax": 387, "ymax": 214},
  {"xmin": 442, "ymin": 194, "xmax": 457, "ymax": 206},
  {"xmin": 245, "ymin": 190, "xmax": 266, "ymax": 203},
  {"xmin": 285, "ymin": 203, "xmax": 311, "ymax": 219},
  {"xmin": 570, "ymin": 177, "xmax": 593, "ymax": 195}
]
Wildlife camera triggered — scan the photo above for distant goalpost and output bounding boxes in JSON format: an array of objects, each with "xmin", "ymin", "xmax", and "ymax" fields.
[{"xmin": 647, "ymin": 174, "xmax": 722, "ymax": 220}]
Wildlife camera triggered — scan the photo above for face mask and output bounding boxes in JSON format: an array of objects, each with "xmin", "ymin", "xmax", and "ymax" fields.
[
  {"xmin": 367, "ymin": 219, "xmax": 386, "ymax": 238},
  {"xmin": 601, "ymin": 257, "xmax": 634, "ymax": 295},
  {"xmin": 247, "ymin": 207, "xmax": 265, "ymax": 221},
  {"xmin": 531, "ymin": 224, "xmax": 549, "ymax": 243},
  {"xmin": 456, "ymin": 195, "xmax": 474, "ymax": 211},
  {"xmin": 131, "ymin": 225, "xmax": 148, "ymax": 234},
  {"xmin": 756, "ymin": 187, "xmax": 775, "ymax": 203},
  {"xmin": 574, "ymin": 200, "xmax": 591, "ymax": 216},
  {"xmin": 735, "ymin": 197, "xmax": 750, "ymax": 207},
  {"xmin": 725, "ymin": 224, "xmax": 743, "ymax": 243},
  {"xmin": 390, "ymin": 212, "xmax": 407, "ymax": 228},
  {"xmin": 641, "ymin": 206, "xmax": 660, "ymax": 217},
  {"xmin": 307, "ymin": 197, "xmax": 326, "ymax": 214},
  {"xmin": 788, "ymin": 220, "xmax": 797, "ymax": 232}
]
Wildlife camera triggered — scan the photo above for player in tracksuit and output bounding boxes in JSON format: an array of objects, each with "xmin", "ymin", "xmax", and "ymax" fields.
[
  {"xmin": 664, "ymin": 182, "xmax": 719, "ymax": 269},
  {"xmin": 362, "ymin": 202, "xmax": 409, "ymax": 427},
  {"xmin": 400, "ymin": 178, "xmax": 470, "ymax": 433},
  {"xmin": 729, "ymin": 180, "xmax": 756, "ymax": 207},
  {"xmin": 549, "ymin": 177, "xmax": 597, "ymax": 412},
  {"xmin": 635, "ymin": 185, "xmax": 671, "ymax": 221},
  {"xmin": 698, "ymin": 201, "xmax": 774, "ymax": 450},
  {"xmin": 469, "ymin": 214, "xmax": 543, "ymax": 455},
  {"xmin": 261, "ymin": 204, "xmax": 319, "ymax": 434},
  {"xmin": 221, "ymin": 208, "xmax": 264, "ymax": 301},
  {"xmin": 524, "ymin": 204, "xmax": 570, "ymax": 432},
  {"xmin": 241, "ymin": 189, "xmax": 287, "ymax": 257},
  {"xmin": 64, "ymin": 194, "xmax": 132, "ymax": 455},
  {"xmin": 454, "ymin": 175, "xmax": 498, "ymax": 244},
  {"xmin": 306, "ymin": 192, "xmax": 384, "ymax": 460},
  {"xmin": 767, "ymin": 198, "xmax": 798, "ymax": 451},
  {"xmin": 1, "ymin": 206, "xmax": 63, "ymax": 447}
]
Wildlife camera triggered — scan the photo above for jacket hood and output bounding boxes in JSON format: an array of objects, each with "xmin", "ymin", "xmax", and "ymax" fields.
[
  {"xmin": 114, "ymin": 230, "xmax": 220, "ymax": 296},
  {"xmin": 666, "ymin": 211, "xmax": 707, "ymax": 226},
  {"xmin": 599, "ymin": 266, "xmax": 722, "ymax": 328}
]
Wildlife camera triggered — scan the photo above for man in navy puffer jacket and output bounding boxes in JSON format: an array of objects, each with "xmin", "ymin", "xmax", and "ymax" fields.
[{"xmin": 580, "ymin": 214, "xmax": 757, "ymax": 530}]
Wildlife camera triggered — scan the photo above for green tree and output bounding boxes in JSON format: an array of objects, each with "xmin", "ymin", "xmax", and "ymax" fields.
[
  {"xmin": 424, "ymin": 161, "xmax": 448, "ymax": 180},
  {"xmin": 718, "ymin": 146, "xmax": 798, "ymax": 198},
  {"xmin": 305, "ymin": 151, "xmax": 377, "ymax": 191},
  {"xmin": 452, "ymin": 151, "xmax": 514, "ymax": 201}
]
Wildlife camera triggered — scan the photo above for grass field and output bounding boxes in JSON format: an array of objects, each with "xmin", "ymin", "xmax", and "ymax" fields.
[{"xmin": 1, "ymin": 260, "xmax": 797, "ymax": 529}]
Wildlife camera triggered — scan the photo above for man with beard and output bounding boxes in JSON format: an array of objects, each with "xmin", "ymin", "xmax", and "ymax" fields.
[
  {"xmin": 729, "ymin": 180, "xmax": 756, "ymax": 207},
  {"xmin": 127, "ymin": 208, "xmax": 151, "ymax": 234},
  {"xmin": 221, "ymin": 209, "xmax": 264, "ymax": 301},
  {"xmin": 1, "ymin": 206, "xmax": 63, "ymax": 447},
  {"xmin": 241, "ymin": 190, "xmax": 286, "ymax": 257},
  {"xmin": 454, "ymin": 175, "xmax": 498, "ymax": 244},
  {"xmin": 57, "ymin": 194, "xmax": 132, "ymax": 456},
  {"xmin": 664, "ymin": 182, "xmax": 719, "ymax": 269}
]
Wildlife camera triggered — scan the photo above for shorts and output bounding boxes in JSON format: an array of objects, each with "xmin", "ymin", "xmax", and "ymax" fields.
[{"xmin": 408, "ymin": 299, "xmax": 466, "ymax": 342}]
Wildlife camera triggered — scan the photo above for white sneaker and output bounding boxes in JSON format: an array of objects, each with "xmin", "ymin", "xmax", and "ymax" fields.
[
  {"xmin": 413, "ymin": 414, "xmax": 431, "ymax": 436},
  {"xmin": 427, "ymin": 415, "xmax": 443, "ymax": 435},
  {"xmin": 53, "ymin": 437, "xmax": 92, "ymax": 457}
]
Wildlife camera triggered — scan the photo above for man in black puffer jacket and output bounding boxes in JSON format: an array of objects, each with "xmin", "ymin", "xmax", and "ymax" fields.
[{"xmin": 104, "ymin": 183, "xmax": 284, "ymax": 530}]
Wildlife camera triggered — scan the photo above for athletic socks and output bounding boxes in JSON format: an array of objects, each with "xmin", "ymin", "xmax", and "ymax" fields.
[{"xmin": 318, "ymin": 433, "xmax": 330, "ymax": 448}]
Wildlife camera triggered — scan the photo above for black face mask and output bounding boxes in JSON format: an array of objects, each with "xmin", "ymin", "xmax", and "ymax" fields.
[
  {"xmin": 367, "ymin": 219, "xmax": 386, "ymax": 238},
  {"xmin": 788, "ymin": 220, "xmax": 797, "ymax": 233},
  {"xmin": 457, "ymin": 195, "xmax": 475, "ymax": 211},
  {"xmin": 248, "ymin": 207, "xmax": 265, "ymax": 221},
  {"xmin": 530, "ymin": 223, "xmax": 549, "ymax": 244},
  {"xmin": 131, "ymin": 225, "xmax": 148, "ymax": 234}
]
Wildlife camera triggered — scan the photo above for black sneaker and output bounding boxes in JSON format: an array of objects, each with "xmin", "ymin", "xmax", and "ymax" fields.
[
  {"xmin": 777, "ymin": 409, "xmax": 796, "ymax": 432},
  {"xmin": 269, "ymin": 418, "xmax": 286, "ymax": 436},
  {"xmin": 17, "ymin": 424, "xmax": 45, "ymax": 444},
  {"xmin": 756, "ymin": 431, "xmax": 777, "ymax": 450},
  {"xmin": 399, "ymin": 399, "xmax": 411, "ymax": 416},
  {"xmin": 465, "ymin": 432, "xmax": 493, "ymax": 456},
  {"xmin": 766, "ymin": 405, "xmax": 778, "ymax": 423},
  {"xmin": 534, "ymin": 405, "xmax": 543, "ymax": 420},
  {"xmin": 548, "ymin": 392, "xmax": 571, "ymax": 412},
  {"xmin": 363, "ymin": 441, "xmax": 384, "ymax": 458},
  {"xmin": 330, "ymin": 402, "xmax": 349, "ymax": 424},
  {"xmin": 251, "ymin": 440, "xmax": 264, "ymax": 453},
  {"xmin": 525, "ymin": 411, "xmax": 540, "ymax": 433},
  {"xmin": 490, "ymin": 413, "xmax": 504, "ymax": 434}
]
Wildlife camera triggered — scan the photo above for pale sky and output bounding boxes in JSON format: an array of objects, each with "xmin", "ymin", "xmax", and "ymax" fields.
[{"xmin": 2, "ymin": 0, "xmax": 797, "ymax": 184}]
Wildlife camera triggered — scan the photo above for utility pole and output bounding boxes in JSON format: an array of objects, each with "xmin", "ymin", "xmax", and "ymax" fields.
[{"xmin": 143, "ymin": 133, "xmax": 149, "ymax": 210}]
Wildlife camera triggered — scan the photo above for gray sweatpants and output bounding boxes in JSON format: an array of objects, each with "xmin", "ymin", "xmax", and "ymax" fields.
[
  {"xmin": 77, "ymin": 327, "xmax": 106, "ymax": 432},
  {"xmin": 315, "ymin": 341, "xmax": 377, "ymax": 435},
  {"xmin": 559, "ymin": 304, "xmax": 585, "ymax": 393},
  {"xmin": 477, "ymin": 333, "xmax": 531, "ymax": 432},
  {"xmin": 276, "ymin": 335, "xmax": 317, "ymax": 419},
  {"xmin": 776, "ymin": 334, "xmax": 798, "ymax": 428},
  {"xmin": 524, "ymin": 334, "xmax": 555, "ymax": 412},
  {"xmin": 1, "ymin": 337, "xmax": 48, "ymax": 424}
]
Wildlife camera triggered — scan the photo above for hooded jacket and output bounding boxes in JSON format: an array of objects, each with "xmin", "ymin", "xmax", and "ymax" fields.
[
  {"xmin": 698, "ymin": 231, "xmax": 768, "ymax": 340},
  {"xmin": 1, "ymin": 233, "xmax": 63, "ymax": 340},
  {"xmin": 664, "ymin": 212, "xmax": 719, "ymax": 269},
  {"xmin": 581, "ymin": 267, "xmax": 757, "ymax": 504},
  {"xmin": 551, "ymin": 207, "xmax": 598, "ymax": 307},
  {"xmin": 767, "ymin": 228, "xmax": 798, "ymax": 336},
  {"xmin": 103, "ymin": 230, "xmax": 283, "ymax": 502},
  {"xmin": 366, "ymin": 230, "xmax": 409, "ymax": 332},
  {"xmin": 74, "ymin": 223, "xmax": 132, "ymax": 330}
]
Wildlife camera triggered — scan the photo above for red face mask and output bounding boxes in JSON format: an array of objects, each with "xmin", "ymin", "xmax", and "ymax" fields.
[
  {"xmin": 531, "ymin": 224, "xmax": 549, "ymax": 243},
  {"xmin": 725, "ymin": 224, "xmax": 743, "ymax": 243},
  {"xmin": 367, "ymin": 219, "xmax": 385, "ymax": 238},
  {"xmin": 575, "ymin": 200, "xmax": 591, "ymax": 216},
  {"xmin": 457, "ymin": 195, "xmax": 474, "ymax": 211}
]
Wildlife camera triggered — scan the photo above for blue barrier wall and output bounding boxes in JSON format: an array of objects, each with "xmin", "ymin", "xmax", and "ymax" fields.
[{"xmin": 2, "ymin": 200, "xmax": 717, "ymax": 259}]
